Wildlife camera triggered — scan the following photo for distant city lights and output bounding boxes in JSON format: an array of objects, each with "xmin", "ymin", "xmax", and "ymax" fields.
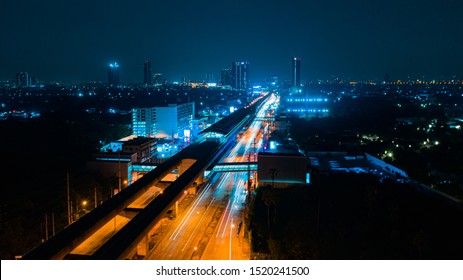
[
  {"xmin": 286, "ymin": 109, "xmax": 329, "ymax": 113},
  {"xmin": 286, "ymin": 98, "xmax": 328, "ymax": 102}
]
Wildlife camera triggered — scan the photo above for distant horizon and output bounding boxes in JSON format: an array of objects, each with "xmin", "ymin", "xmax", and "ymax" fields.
[
  {"xmin": 1, "ymin": 0, "xmax": 462, "ymax": 84},
  {"xmin": 2, "ymin": 66, "xmax": 463, "ymax": 85}
]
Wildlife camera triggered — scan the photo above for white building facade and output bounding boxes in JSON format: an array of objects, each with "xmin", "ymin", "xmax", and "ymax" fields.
[{"xmin": 132, "ymin": 102, "xmax": 195, "ymax": 140}]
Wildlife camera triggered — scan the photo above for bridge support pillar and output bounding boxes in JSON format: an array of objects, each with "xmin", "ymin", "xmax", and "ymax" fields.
[
  {"xmin": 175, "ymin": 201, "xmax": 179, "ymax": 218},
  {"xmin": 136, "ymin": 233, "xmax": 148, "ymax": 258},
  {"xmin": 195, "ymin": 173, "xmax": 204, "ymax": 185}
]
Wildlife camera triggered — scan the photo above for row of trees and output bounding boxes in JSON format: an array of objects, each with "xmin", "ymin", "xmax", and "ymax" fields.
[
  {"xmin": 0, "ymin": 111, "xmax": 130, "ymax": 259},
  {"xmin": 250, "ymin": 173, "xmax": 463, "ymax": 259}
]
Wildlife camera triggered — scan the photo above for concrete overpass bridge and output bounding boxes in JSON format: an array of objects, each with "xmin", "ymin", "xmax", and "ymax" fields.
[
  {"xmin": 22, "ymin": 94, "xmax": 270, "ymax": 260},
  {"xmin": 133, "ymin": 161, "xmax": 258, "ymax": 175}
]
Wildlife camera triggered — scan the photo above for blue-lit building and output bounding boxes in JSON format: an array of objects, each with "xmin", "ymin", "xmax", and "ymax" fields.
[
  {"xmin": 132, "ymin": 102, "xmax": 195, "ymax": 141},
  {"xmin": 108, "ymin": 62, "xmax": 120, "ymax": 85},
  {"xmin": 292, "ymin": 57, "xmax": 301, "ymax": 88},
  {"xmin": 154, "ymin": 102, "xmax": 195, "ymax": 141},
  {"xmin": 231, "ymin": 61, "xmax": 250, "ymax": 90},
  {"xmin": 221, "ymin": 68, "xmax": 232, "ymax": 88},
  {"xmin": 132, "ymin": 107, "xmax": 156, "ymax": 137},
  {"xmin": 16, "ymin": 72, "xmax": 30, "ymax": 87},
  {"xmin": 206, "ymin": 73, "xmax": 214, "ymax": 83},
  {"xmin": 154, "ymin": 73, "xmax": 164, "ymax": 86},
  {"xmin": 143, "ymin": 60, "xmax": 152, "ymax": 85},
  {"xmin": 283, "ymin": 97, "xmax": 330, "ymax": 117}
]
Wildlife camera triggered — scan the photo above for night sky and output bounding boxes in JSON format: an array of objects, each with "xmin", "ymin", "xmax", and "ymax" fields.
[{"xmin": 1, "ymin": 0, "xmax": 462, "ymax": 83}]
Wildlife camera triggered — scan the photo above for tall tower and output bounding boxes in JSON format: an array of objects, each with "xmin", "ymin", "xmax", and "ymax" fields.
[
  {"xmin": 154, "ymin": 73, "xmax": 164, "ymax": 86},
  {"xmin": 16, "ymin": 72, "xmax": 30, "ymax": 87},
  {"xmin": 206, "ymin": 73, "xmax": 214, "ymax": 83},
  {"xmin": 221, "ymin": 68, "xmax": 232, "ymax": 87},
  {"xmin": 231, "ymin": 61, "xmax": 250, "ymax": 90},
  {"xmin": 144, "ymin": 60, "xmax": 152, "ymax": 85},
  {"xmin": 108, "ymin": 62, "xmax": 120, "ymax": 85},
  {"xmin": 292, "ymin": 57, "xmax": 301, "ymax": 87}
]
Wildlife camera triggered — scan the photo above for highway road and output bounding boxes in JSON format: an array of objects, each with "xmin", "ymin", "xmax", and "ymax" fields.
[
  {"xmin": 21, "ymin": 93, "xmax": 274, "ymax": 260},
  {"xmin": 146, "ymin": 93, "xmax": 278, "ymax": 260}
]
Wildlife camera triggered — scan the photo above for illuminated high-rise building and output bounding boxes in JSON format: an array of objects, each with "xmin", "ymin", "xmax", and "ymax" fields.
[
  {"xmin": 108, "ymin": 62, "xmax": 120, "ymax": 85},
  {"xmin": 221, "ymin": 68, "xmax": 232, "ymax": 87},
  {"xmin": 132, "ymin": 102, "xmax": 194, "ymax": 140},
  {"xmin": 206, "ymin": 73, "xmax": 214, "ymax": 83},
  {"xmin": 154, "ymin": 102, "xmax": 195, "ymax": 140},
  {"xmin": 132, "ymin": 107, "xmax": 157, "ymax": 138},
  {"xmin": 231, "ymin": 61, "xmax": 250, "ymax": 90},
  {"xmin": 16, "ymin": 72, "xmax": 30, "ymax": 87},
  {"xmin": 154, "ymin": 73, "xmax": 164, "ymax": 86},
  {"xmin": 144, "ymin": 60, "xmax": 152, "ymax": 85},
  {"xmin": 292, "ymin": 57, "xmax": 301, "ymax": 87}
]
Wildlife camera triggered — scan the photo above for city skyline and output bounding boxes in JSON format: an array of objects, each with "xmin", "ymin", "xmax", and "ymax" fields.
[
  {"xmin": 1, "ymin": 64, "xmax": 463, "ymax": 260},
  {"xmin": 1, "ymin": 0, "xmax": 462, "ymax": 83},
  {"xmin": 2, "ymin": 0, "xmax": 463, "ymax": 266}
]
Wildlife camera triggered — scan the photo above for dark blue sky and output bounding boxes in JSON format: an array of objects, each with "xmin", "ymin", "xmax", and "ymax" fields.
[{"xmin": 1, "ymin": 0, "xmax": 462, "ymax": 83}]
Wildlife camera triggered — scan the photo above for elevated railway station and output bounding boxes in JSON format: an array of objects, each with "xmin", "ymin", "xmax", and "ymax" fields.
[{"xmin": 22, "ymin": 94, "xmax": 270, "ymax": 260}]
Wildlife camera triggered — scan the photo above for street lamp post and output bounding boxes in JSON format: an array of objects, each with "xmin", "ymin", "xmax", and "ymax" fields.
[
  {"xmin": 118, "ymin": 151, "xmax": 122, "ymax": 192},
  {"xmin": 82, "ymin": 200, "xmax": 88, "ymax": 216},
  {"xmin": 229, "ymin": 218, "xmax": 234, "ymax": 260},
  {"xmin": 67, "ymin": 172, "xmax": 71, "ymax": 225}
]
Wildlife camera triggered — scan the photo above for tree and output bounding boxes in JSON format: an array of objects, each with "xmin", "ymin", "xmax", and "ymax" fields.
[
  {"xmin": 268, "ymin": 168, "xmax": 277, "ymax": 189},
  {"xmin": 262, "ymin": 187, "xmax": 278, "ymax": 232}
]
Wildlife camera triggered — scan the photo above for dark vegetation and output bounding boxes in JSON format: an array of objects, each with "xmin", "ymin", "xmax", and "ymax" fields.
[
  {"xmin": 288, "ymin": 95, "xmax": 463, "ymax": 198},
  {"xmin": 0, "ymin": 111, "xmax": 130, "ymax": 259},
  {"xmin": 0, "ymin": 86, "xmax": 248, "ymax": 259},
  {"xmin": 250, "ymin": 174, "xmax": 463, "ymax": 259}
]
